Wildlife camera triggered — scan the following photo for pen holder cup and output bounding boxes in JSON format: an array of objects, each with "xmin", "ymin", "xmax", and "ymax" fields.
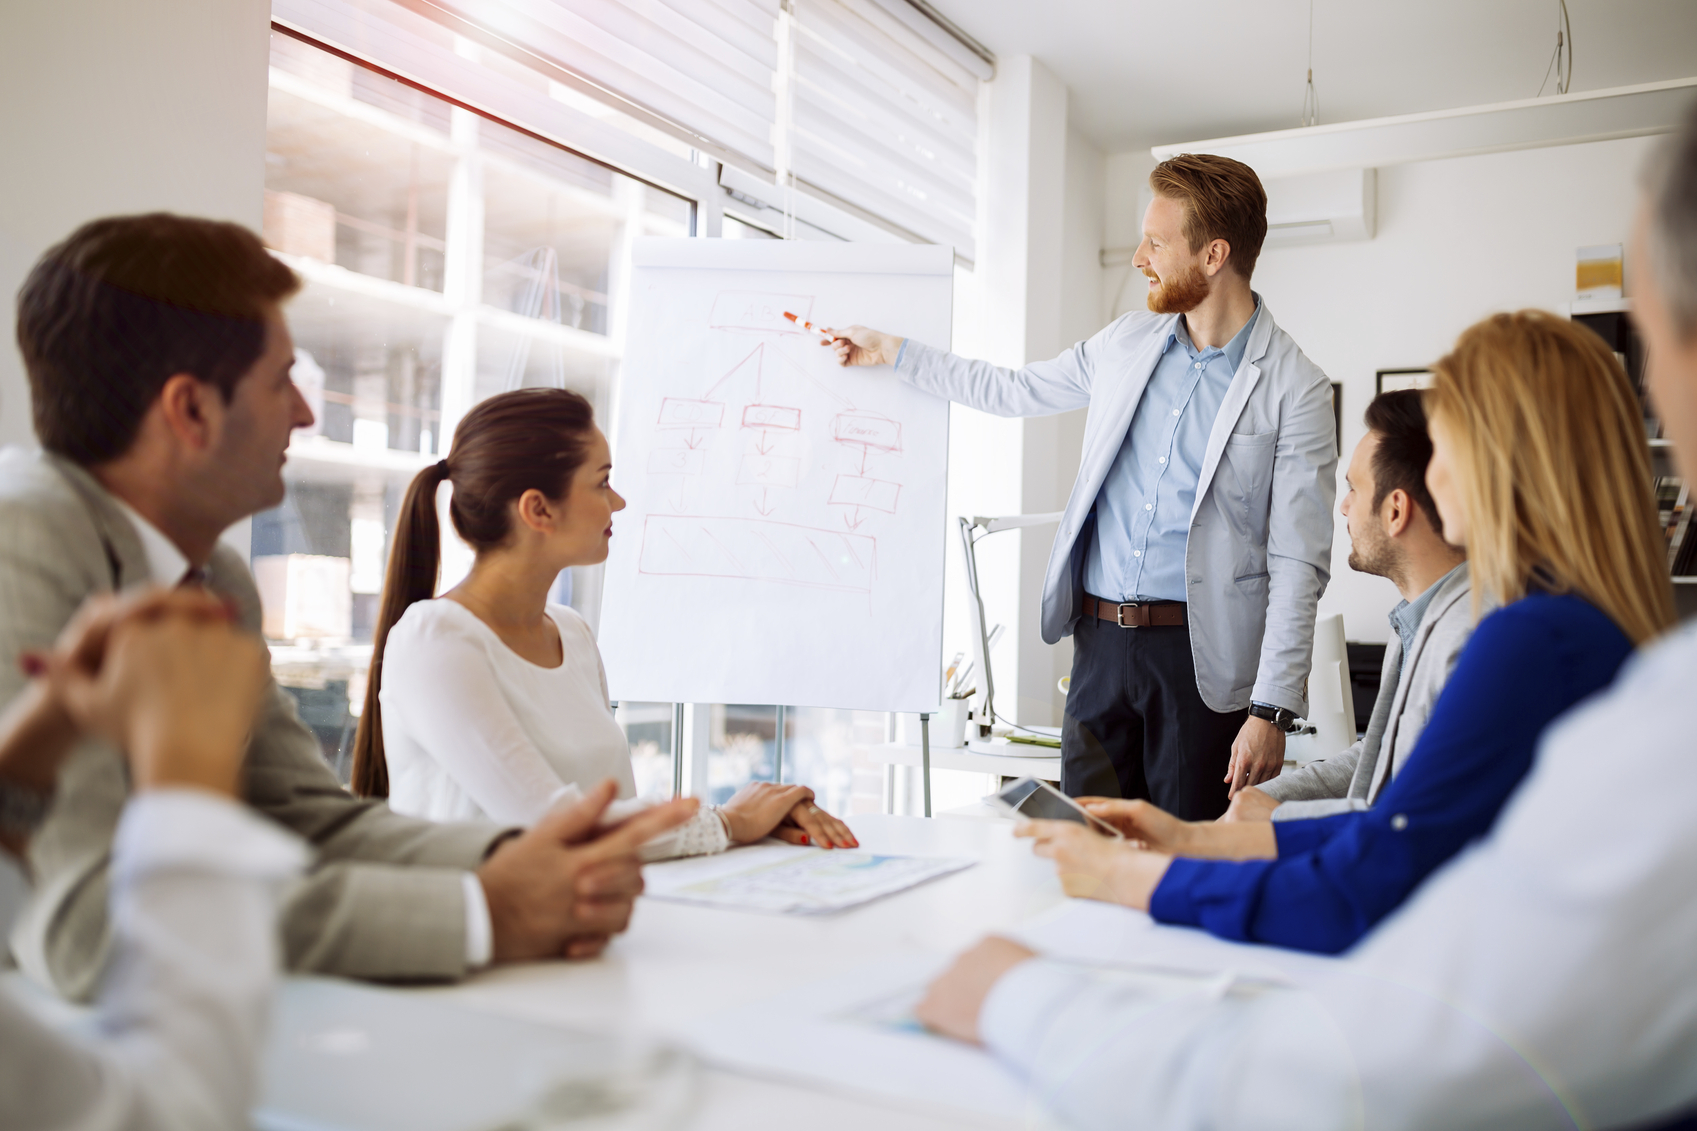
[
  {"xmin": 934, "ymin": 698, "xmax": 970, "ymax": 748},
  {"xmin": 898, "ymin": 702, "xmax": 969, "ymax": 748}
]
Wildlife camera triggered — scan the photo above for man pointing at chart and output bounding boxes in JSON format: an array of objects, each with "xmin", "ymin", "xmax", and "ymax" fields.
[{"xmin": 828, "ymin": 154, "xmax": 1336, "ymax": 819}]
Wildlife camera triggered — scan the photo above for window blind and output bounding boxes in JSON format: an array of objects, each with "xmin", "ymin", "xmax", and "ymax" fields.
[
  {"xmin": 788, "ymin": 0, "xmax": 981, "ymax": 260},
  {"xmin": 280, "ymin": 0, "xmax": 987, "ymax": 261},
  {"xmin": 303, "ymin": 0, "xmax": 783, "ymax": 173}
]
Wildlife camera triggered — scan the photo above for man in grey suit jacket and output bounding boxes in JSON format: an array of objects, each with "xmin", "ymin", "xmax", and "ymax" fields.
[
  {"xmin": 2, "ymin": 214, "xmax": 692, "ymax": 999},
  {"xmin": 1235, "ymin": 390, "xmax": 1470, "ymax": 822},
  {"xmin": 833, "ymin": 155, "xmax": 1336, "ymax": 818}
]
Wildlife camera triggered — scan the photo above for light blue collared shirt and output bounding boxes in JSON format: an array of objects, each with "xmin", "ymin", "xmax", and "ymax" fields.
[
  {"xmin": 1083, "ymin": 303, "xmax": 1260, "ymax": 603},
  {"xmin": 1389, "ymin": 563, "xmax": 1466, "ymax": 666}
]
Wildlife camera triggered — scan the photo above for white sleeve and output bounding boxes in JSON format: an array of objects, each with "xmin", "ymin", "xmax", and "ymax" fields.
[
  {"xmin": 977, "ymin": 959, "xmax": 1351, "ymax": 1131},
  {"xmin": 0, "ymin": 789, "xmax": 305, "ymax": 1131},
  {"xmin": 384, "ymin": 631, "xmax": 577, "ymax": 826},
  {"xmin": 600, "ymin": 797, "xmax": 731, "ymax": 861}
]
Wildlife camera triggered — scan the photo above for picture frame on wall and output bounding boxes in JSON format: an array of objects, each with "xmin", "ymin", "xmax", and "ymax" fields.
[
  {"xmin": 1377, "ymin": 368, "xmax": 1435, "ymax": 396},
  {"xmin": 1330, "ymin": 382, "xmax": 1343, "ymax": 454}
]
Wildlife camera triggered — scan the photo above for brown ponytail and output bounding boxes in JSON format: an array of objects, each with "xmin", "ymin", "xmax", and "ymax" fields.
[{"xmin": 350, "ymin": 387, "xmax": 597, "ymax": 797}]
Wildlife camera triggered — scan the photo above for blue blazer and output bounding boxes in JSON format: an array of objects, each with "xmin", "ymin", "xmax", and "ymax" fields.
[{"xmin": 1149, "ymin": 591, "xmax": 1634, "ymax": 953}]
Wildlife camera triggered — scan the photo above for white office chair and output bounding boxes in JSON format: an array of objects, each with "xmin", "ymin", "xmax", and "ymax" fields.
[{"xmin": 1290, "ymin": 613, "xmax": 1356, "ymax": 763}]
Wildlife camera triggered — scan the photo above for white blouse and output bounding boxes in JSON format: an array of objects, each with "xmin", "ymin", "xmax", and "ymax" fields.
[{"xmin": 379, "ymin": 599, "xmax": 727, "ymax": 858}]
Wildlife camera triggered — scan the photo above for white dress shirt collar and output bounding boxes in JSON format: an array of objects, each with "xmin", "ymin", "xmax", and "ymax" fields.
[{"xmin": 109, "ymin": 497, "xmax": 197, "ymax": 587}]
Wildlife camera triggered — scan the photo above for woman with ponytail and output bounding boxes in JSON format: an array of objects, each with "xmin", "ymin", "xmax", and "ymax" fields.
[{"xmin": 352, "ymin": 387, "xmax": 856, "ymax": 857}]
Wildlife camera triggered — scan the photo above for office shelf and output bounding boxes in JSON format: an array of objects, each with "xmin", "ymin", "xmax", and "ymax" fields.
[
  {"xmin": 285, "ymin": 434, "xmax": 435, "ymax": 483},
  {"xmin": 277, "ymin": 252, "xmax": 622, "ymax": 359}
]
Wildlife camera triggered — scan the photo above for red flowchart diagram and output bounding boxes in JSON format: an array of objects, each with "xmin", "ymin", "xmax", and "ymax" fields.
[{"xmin": 640, "ymin": 292, "xmax": 908, "ymax": 588}]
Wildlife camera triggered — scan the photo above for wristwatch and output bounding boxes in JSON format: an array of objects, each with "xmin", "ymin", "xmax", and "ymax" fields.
[
  {"xmin": 0, "ymin": 781, "xmax": 53, "ymax": 836},
  {"xmin": 1248, "ymin": 701, "xmax": 1303, "ymax": 733}
]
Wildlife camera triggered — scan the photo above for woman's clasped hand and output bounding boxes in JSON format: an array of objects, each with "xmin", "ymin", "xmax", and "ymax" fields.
[{"xmin": 718, "ymin": 781, "xmax": 858, "ymax": 849}]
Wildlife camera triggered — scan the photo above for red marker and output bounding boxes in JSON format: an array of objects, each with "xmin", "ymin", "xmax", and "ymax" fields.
[{"xmin": 783, "ymin": 311, "xmax": 836, "ymax": 343}]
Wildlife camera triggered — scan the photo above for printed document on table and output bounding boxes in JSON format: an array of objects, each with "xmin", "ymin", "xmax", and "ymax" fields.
[
  {"xmin": 643, "ymin": 843, "xmax": 973, "ymax": 914},
  {"xmin": 682, "ymin": 955, "xmax": 1059, "ymax": 1128}
]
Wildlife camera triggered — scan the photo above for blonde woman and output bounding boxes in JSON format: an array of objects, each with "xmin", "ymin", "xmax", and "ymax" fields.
[{"xmin": 1021, "ymin": 310, "xmax": 1674, "ymax": 953}]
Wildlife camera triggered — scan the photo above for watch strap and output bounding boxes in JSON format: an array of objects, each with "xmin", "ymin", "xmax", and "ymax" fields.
[{"xmin": 0, "ymin": 780, "xmax": 54, "ymax": 835}]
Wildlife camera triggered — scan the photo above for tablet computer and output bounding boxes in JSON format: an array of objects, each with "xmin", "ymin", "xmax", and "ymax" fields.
[{"xmin": 986, "ymin": 776, "xmax": 1123, "ymax": 839}]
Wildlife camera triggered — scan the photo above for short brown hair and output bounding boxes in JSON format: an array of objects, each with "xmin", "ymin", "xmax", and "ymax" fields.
[
  {"xmin": 1426, "ymin": 310, "xmax": 1674, "ymax": 645},
  {"xmin": 15, "ymin": 213, "xmax": 300, "ymax": 465},
  {"xmin": 1363, "ymin": 389, "xmax": 1442, "ymax": 531},
  {"xmin": 1149, "ymin": 154, "xmax": 1269, "ymax": 280}
]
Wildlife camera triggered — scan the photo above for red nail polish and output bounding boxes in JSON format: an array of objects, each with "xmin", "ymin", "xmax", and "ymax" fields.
[
  {"xmin": 19, "ymin": 654, "xmax": 45, "ymax": 677},
  {"xmin": 800, "ymin": 834, "xmax": 810, "ymax": 845}
]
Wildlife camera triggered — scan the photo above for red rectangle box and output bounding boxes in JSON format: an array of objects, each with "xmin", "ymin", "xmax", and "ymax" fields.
[
  {"xmin": 737, "ymin": 455, "xmax": 800, "ymax": 487},
  {"xmin": 742, "ymin": 404, "xmax": 802, "ymax": 431},
  {"xmin": 639, "ymin": 516, "xmax": 875, "ymax": 593},
  {"xmin": 657, "ymin": 398, "xmax": 725, "ymax": 429},
  {"xmin": 828, "ymin": 474, "xmax": 901, "ymax": 513},
  {"xmin": 648, "ymin": 449, "xmax": 706, "ymax": 476},
  {"xmin": 831, "ymin": 414, "xmax": 902, "ymax": 452},
  {"xmin": 709, "ymin": 291, "xmax": 814, "ymax": 334}
]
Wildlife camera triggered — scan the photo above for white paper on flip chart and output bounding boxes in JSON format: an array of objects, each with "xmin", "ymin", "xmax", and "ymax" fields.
[
  {"xmin": 642, "ymin": 843, "xmax": 973, "ymax": 914},
  {"xmin": 598, "ymin": 239, "xmax": 954, "ymax": 713}
]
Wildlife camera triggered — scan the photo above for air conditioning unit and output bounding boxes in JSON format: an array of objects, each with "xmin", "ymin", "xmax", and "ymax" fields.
[
  {"xmin": 1263, "ymin": 167, "xmax": 1376, "ymax": 246},
  {"xmin": 1098, "ymin": 166, "xmax": 1376, "ymax": 270}
]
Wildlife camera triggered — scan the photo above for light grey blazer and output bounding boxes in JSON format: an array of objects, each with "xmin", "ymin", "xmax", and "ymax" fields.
[
  {"xmin": 1264, "ymin": 565, "xmax": 1475, "ymax": 819},
  {"xmin": 898, "ymin": 299, "xmax": 1337, "ymax": 712},
  {"xmin": 0, "ymin": 448, "xmax": 507, "ymax": 999}
]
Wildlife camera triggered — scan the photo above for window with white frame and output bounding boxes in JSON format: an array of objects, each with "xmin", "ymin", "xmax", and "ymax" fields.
[{"xmin": 256, "ymin": 0, "xmax": 985, "ymax": 814}]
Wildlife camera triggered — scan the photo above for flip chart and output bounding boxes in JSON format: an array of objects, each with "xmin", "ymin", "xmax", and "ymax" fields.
[{"xmin": 599, "ymin": 239, "xmax": 954, "ymax": 711}]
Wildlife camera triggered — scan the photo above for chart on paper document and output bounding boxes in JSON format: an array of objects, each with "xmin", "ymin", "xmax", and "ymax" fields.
[
  {"xmin": 599, "ymin": 240, "xmax": 953, "ymax": 712},
  {"xmin": 642, "ymin": 844, "xmax": 973, "ymax": 914}
]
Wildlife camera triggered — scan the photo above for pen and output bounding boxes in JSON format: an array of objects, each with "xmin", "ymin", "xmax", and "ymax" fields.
[
  {"xmin": 783, "ymin": 310, "xmax": 836, "ymax": 343},
  {"xmin": 949, "ymin": 660, "xmax": 974, "ymax": 696}
]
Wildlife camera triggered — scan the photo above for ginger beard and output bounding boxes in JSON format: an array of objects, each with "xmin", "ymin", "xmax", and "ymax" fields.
[{"xmin": 1144, "ymin": 259, "xmax": 1211, "ymax": 314}]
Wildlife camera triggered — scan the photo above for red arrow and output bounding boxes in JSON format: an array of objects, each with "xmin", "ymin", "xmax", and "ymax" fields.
[
  {"xmin": 843, "ymin": 506, "xmax": 867, "ymax": 532},
  {"xmin": 684, "ymin": 429, "xmax": 706, "ymax": 450},
  {"xmin": 754, "ymin": 430, "xmax": 775, "ymax": 455},
  {"xmin": 858, "ymin": 445, "xmax": 869, "ymax": 475},
  {"xmin": 754, "ymin": 487, "xmax": 775, "ymax": 516}
]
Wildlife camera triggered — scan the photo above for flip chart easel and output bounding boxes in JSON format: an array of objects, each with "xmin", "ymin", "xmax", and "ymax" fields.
[{"xmin": 599, "ymin": 241, "xmax": 954, "ymax": 784}]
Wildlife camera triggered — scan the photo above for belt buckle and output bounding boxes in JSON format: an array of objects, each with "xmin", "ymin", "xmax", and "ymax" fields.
[{"xmin": 1115, "ymin": 601, "xmax": 1141, "ymax": 628}]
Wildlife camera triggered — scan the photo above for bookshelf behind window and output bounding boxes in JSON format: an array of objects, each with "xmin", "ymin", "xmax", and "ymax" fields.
[{"xmin": 1570, "ymin": 301, "xmax": 1697, "ymax": 620}]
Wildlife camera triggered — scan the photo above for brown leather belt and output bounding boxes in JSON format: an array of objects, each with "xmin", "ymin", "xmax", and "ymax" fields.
[{"xmin": 1083, "ymin": 593, "xmax": 1187, "ymax": 628}]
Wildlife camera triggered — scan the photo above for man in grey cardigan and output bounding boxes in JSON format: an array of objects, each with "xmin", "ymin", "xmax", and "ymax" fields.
[
  {"xmin": 1, "ymin": 214, "xmax": 692, "ymax": 999},
  {"xmin": 1231, "ymin": 390, "xmax": 1469, "ymax": 823}
]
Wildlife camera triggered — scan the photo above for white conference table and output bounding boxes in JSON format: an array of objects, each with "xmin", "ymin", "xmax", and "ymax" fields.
[{"xmin": 419, "ymin": 811, "xmax": 1067, "ymax": 1130}]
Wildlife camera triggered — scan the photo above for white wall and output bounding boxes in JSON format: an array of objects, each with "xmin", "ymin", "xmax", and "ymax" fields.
[
  {"xmin": 0, "ymin": 0, "xmax": 273, "ymax": 446},
  {"xmin": 0, "ymin": 0, "xmax": 273, "ymax": 938},
  {"xmin": 1098, "ymin": 134, "xmax": 1658, "ymax": 643},
  {"xmin": 944, "ymin": 57, "xmax": 1096, "ymax": 730}
]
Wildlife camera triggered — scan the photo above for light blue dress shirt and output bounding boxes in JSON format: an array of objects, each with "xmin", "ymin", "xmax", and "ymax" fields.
[
  {"xmin": 1388, "ymin": 562, "xmax": 1465, "ymax": 666},
  {"xmin": 1083, "ymin": 303, "xmax": 1262, "ymax": 603}
]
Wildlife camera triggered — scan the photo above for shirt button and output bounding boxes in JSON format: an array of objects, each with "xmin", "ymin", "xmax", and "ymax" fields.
[
  {"xmin": 1172, "ymin": 408, "xmax": 1181, "ymax": 416},
  {"xmin": 1194, "ymin": 362, "xmax": 1202, "ymax": 369},
  {"xmin": 1134, "ymin": 550, "xmax": 1141, "ymax": 557},
  {"xmin": 1145, "ymin": 504, "xmax": 1153, "ymax": 511},
  {"xmin": 1391, "ymin": 814, "xmax": 1409, "ymax": 831},
  {"xmin": 1159, "ymin": 456, "xmax": 1167, "ymax": 464}
]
